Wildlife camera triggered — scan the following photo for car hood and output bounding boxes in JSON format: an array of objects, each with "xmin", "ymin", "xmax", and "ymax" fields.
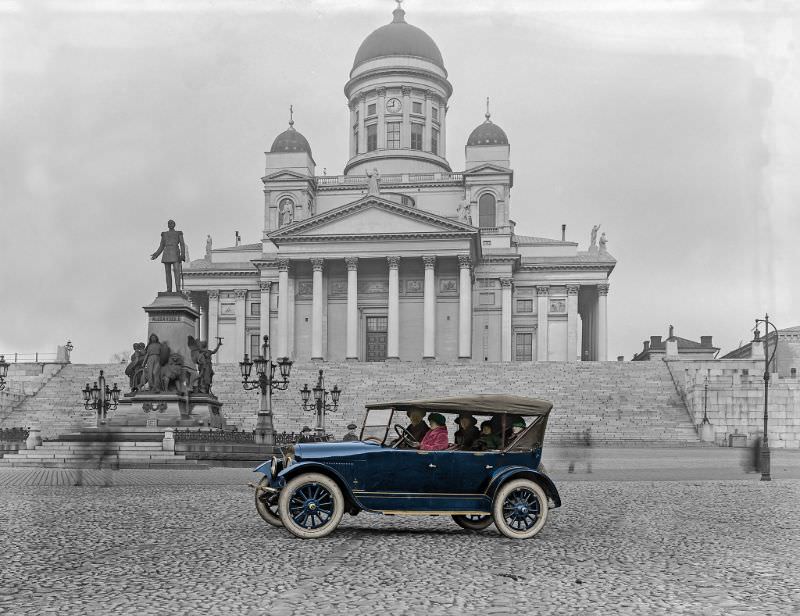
[{"xmin": 293, "ymin": 440, "xmax": 378, "ymax": 461}]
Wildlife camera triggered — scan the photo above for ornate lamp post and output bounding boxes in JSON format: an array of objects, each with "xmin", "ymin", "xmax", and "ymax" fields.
[
  {"xmin": 300, "ymin": 369, "xmax": 341, "ymax": 437},
  {"xmin": 0, "ymin": 355, "xmax": 9, "ymax": 391},
  {"xmin": 82, "ymin": 370, "xmax": 121, "ymax": 426},
  {"xmin": 240, "ymin": 335, "xmax": 292, "ymax": 446},
  {"xmin": 753, "ymin": 314, "xmax": 778, "ymax": 482}
]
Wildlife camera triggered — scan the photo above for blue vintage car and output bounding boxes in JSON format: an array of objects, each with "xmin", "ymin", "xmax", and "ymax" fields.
[{"xmin": 252, "ymin": 394, "xmax": 561, "ymax": 539}]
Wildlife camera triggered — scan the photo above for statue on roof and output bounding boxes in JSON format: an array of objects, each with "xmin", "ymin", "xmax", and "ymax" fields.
[
  {"xmin": 589, "ymin": 224, "xmax": 601, "ymax": 253},
  {"xmin": 599, "ymin": 232, "xmax": 608, "ymax": 254},
  {"xmin": 205, "ymin": 235, "xmax": 212, "ymax": 259},
  {"xmin": 366, "ymin": 168, "xmax": 381, "ymax": 196}
]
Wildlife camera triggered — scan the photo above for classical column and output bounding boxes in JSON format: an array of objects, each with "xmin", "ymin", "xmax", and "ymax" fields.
[
  {"xmin": 207, "ymin": 290, "xmax": 219, "ymax": 364},
  {"xmin": 358, "ymin": 92, "xmax": 367, "ymax": 154},
  {"xmin": 597, "ymin": 283, "xmax": 609, "ymax": 361},
  {"xmin": 311, "ymin": 258, "xmax": 325, "ymax": 360},
  {"xmin": 259, "ymin": 281, "xmax": 271, "ymax": 347},
  {"xmin": 458, "ymin": 255, "xmax": 473, "ymax": 359},
  {"xmin": 234, "ymin": 289, "xmax": 247, "ymax": 361},
  {"xmin": 424, "ymin": 90, "xmax": 433, "ymax": 151},
  {"xmin": 567, "ymin": 285, "xmax": 580, "ymax": 362},
  {"xmin": 345, "ymin": 257, "xmax": 359, "ymax": 360},
  {"xmin": 198, "ymin": 306, "xmax": 205, "ymax": 341},
  {"xmin": 349, "ymin": 101, "xmax": 357, "ymax": 157},
  {"xmin": 401, "ymin": 86, "xmax": 411, "ymax": 149},
  {"xmin": 387, "ymin": 256, "xmax": 401, "ymax": 360},
  {"xmin": 536, "ymin": 286, "xmax": 550, "ymax": 361},
  {"xmin": 376, "ymin": 87, "xmax": 386, "ymax": 149},
  {"xmin": 277, "ymin": 259, "xmax": 290, "ymax": 358},
  {"xmin": 500, "ymin": 278, "xmax": 513, "ymax": 362},
  {"xmin": 441, "ymin": 104, "xmax": 448, "ymax": 160},
  {"xmin": 422, "ymin": 256, "xmax": 436, "ymax": 359}
]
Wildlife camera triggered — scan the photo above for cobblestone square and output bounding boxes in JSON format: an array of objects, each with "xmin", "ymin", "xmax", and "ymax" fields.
[{"xmin": 1, "ymin": 472, "xmax": 797, "ymax": 616}]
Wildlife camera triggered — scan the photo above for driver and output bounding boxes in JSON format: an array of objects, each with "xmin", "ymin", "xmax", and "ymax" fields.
[{"xmin": 404, "ymin": 408, "xmax": 430, "ymax": 445}]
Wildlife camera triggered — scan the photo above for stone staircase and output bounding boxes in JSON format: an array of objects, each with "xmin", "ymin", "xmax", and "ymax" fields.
[
  {"xmin": 0, "ymin": 363, "xmax": 65, "ymax": 419},
  {"xmin": 8, "ymin": 361, "xmax": 700, "ymax": 446}
]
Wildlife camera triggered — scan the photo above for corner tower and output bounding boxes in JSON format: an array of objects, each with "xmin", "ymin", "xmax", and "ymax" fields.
[{"xmin": 344, "ymin": 3, "xmax": 453, "ymax": 176}]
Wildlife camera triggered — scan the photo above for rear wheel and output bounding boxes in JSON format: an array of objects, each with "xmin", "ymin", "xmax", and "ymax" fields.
[
  {"xmin": 278, "ymin": 473, "xmax": 344, "ymax": 539},
  {"xmin": 492, "ymin": 478, "xmax": 548, "ymax": 539},
  {"xmin": 254, "ymin": 476, "xmax": 282, "ymax": 527},
  {"xmin": 452, "ymin": 514, "xmax": 493, "ymax": 531}
]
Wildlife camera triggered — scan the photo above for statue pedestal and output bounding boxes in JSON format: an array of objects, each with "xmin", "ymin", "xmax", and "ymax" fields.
[
  {"xmin": 143, "ymin": 292, "xmax": 200, "ymax": 362},
  {"xmin": 115, "ymin": 393, "xmax": 225, "ymax": 428}
]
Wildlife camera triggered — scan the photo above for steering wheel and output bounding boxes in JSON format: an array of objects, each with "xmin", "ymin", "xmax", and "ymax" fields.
[{"xmin": 393, "ymin": 424, "xmax": 420, "ymax": 449}]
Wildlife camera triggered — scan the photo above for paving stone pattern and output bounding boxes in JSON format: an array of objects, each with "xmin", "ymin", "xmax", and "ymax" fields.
[
  {"xmin": 5, "ymin": 361, "xmax": 698, "ymax": 445},
  {"xmin": 0, "ymin": 479, "xmax": 797, "ymax": 615}
]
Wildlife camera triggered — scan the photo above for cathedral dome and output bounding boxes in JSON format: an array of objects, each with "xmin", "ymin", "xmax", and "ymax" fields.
[
  {"xmin": 353, "ymin": 6, "xmax": 445, "ymax": 72},
  {"xmin": 467, "ymin": 115, "xmax": 509, "ymax": 146},
  {"xmin": 270, "ymin": 123, "xmax": 312, "ymax": 156}
]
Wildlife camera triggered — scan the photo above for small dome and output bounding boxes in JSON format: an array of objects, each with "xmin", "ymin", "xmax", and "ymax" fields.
[
  {"xmin": 270, "ymin": 123, "xmax": 312, "ymax": 156},
  {"xmin": 353, "ymin": 7, "xmax": 445, "ymax": 72},
  {"xmin": 467, "ymin": 117, "xmax": 509, "ymax": 147}
]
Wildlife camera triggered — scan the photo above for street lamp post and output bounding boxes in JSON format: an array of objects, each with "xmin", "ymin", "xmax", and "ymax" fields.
[
  {"xmin": 753, "ymin": 313, "xmax": 777, "ymax": 482},
  {"xmin": 0, "ymin": 355, "xmax": 9, "ymax": 391},
  {"xmin": 82, "ymin": 370, "xmax": 121, "ymax": 426},
  {"xmin": 299, "ymin": 369, "xmax": 341, "ymax": 437},
  {"xmin": 240, "ymin": 335, "xmax": 293, "ymax": 446}
]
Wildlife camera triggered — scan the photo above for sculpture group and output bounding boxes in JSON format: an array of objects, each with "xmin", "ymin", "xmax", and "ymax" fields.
[{"xmin": 125, "ymin": 336, "xmax": 222, "ymax": 396}]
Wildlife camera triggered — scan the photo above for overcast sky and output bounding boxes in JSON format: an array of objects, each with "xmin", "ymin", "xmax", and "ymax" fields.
[{"xmin": 1, "ymin": 0, "xmax": 798, "ymax": 363}]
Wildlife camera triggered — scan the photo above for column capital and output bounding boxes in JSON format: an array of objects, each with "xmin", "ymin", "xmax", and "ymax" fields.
[
  {"xmin": 387, "ymin": 255, "xmax": 401, "ymax": 270},
  {"xmin": 359, "ymin": 92, "xmax": 367, "ymax": 102},
  {"xmin": 277, "ymin": 258, "xmax": 290, "ymax": 273},
  {"xmin": 598, "ymin": 283, "xmax": 610, "ymax": 296},
  {"xmin": 401, "ymin": 85, "xmax": 412, "ymax": 96},
  {"xmin": 536, "ymin": 285, "xmax": 550, "ymax": 296},
  {"xmin": 500, "ymin": 278, "xmax": 513, "ymax": 288},
  {"xmin": 345, "ymin": 256, "xmax": 359, "ymax": 271},
  {"xmin": 376, "ymin": 86, "xmax": 386, "ymax": 97},
  {"xmin": 208, "ymin": 289, "xmax": 220, "ymax": 299},
  {"xmin": 457, "ymin": 254, "xmax": 472, "ymax": 269},
  {"xmin": 567, "ymin": 284, "xmax": 580, "ymax": 296},
  {"xmin": 422, "ymin": 255, "xmax": 436, "ymax": 269},
  {"xmin": 234, "ymin": 289, "xmax": 248, "ymax": 300},
  {"xmin": 349, "ymin": 99, "xmax": 358, "ymax": 111},
  {"xmin": 310, "ymin": 257, "xmax": 325, "ymax": 272},
  {"xmin": 424, "ymin": 89, "xmax": 434, "ymax": 100},
  {"xmin": 259, "ymin": 281, "xmax": 272, "ymax": 292}
]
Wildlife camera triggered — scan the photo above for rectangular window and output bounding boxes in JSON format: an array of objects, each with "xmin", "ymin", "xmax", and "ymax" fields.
[
  {"xmin": 412, "ymin": 101, "xmax": 423, "ymax": 114},
  {"xmin": 367, "ymin": 124, "xmax": 377, "ymax": 152},
  {"xmin": 431, "ymin": 127, "xmax": 439, "ymax": 155},
  {"xmin": 250, "ymin": 302, "xmax": 261, "ymax": 316},
  {"xmin": 367, "ymin": 103, "xmax": 376, "ymax": 116},
  {"xmin": 250, "ymin": 334, "xmax": 261, "ymax": 360},
  {"xmin": 432, "ymin": 106, "xmax": 439, "ymax": 121},
  {"xmin": 386, "ymin": 122, "xmax": 401, "ymax": 149},
  {"xmin": 516, "ymin": 299, "xmax": 533, "ymax": 313},
  {"xmin": 411, "ymin": 123, "xmax": 423, "ymax": 150},
  {"xmin": 515, "ymin": 333, "xmax": 533, "ymax": 361}
]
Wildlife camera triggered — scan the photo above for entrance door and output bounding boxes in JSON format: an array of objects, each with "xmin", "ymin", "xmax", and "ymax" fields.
[{"xmin": 366, "ymin": 316, "xmax": 388, "ymax": 362}]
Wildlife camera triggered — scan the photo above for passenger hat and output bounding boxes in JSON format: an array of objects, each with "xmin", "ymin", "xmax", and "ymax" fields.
[
  {"xmin": 455, "ymin": 413, "xmax": 477, "ymax": 426},
  {"xmin": 428, "ymin": 413, "xmax": 446, "ymax": 427},
  {"xmin": 512, "ymin": 418, "xmax": 526, "ymax": 428},
  {"xmin": 480, "ymin": 420, "xmax": 493, "ymax": 430},
  {"xmin": 406, "ymin": 408, "xmax": 427, "ymax": 418}
]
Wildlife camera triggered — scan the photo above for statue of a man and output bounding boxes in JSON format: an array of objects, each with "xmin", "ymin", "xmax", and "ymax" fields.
[
  {"xmin": 151, "ymin": 220, "xmax": 186, "ymax": 293},
  {"xmin": 124, "ymin": 342, "xmax": 146, "ymax": 392},
  {"xmin": 599, "ymin": 232, "xmax": 608, "ymax": 253},
  {"xmin": 190, "ymin": 337, "xmax": 222, "ymax": 394},
  {"xmin": 366, "ymin": 168, "xmax": 380, "ymax": 196},
  {"xmin": 590, "ymin": 224, "xmax": 601, "ymax": 249},
  {"xmin": 205, "ymin": 234, "xmax": 212, "ymax": 259},
  {"xmin": 279, "ymin": 199, "xmax": 294, "ymax": 227}
]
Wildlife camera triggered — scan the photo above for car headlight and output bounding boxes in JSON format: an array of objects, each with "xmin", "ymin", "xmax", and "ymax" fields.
[
  {"xmin": 270, "ymin": 456, "xmax": 278, "ymax": 477},
  {"xmin": 282, "ymin": 445, "xmax": 295, "ymax": 466}
]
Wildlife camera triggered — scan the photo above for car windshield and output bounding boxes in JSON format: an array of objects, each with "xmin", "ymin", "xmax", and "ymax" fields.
[{"xmin": 360, "ymin": 407, "xmax": 394, "ymax": 442}]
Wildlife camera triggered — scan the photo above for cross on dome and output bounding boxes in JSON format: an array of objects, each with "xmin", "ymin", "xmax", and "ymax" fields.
[
  {"xmin": 485, "ymin": 96, "xmax": 491, "ymax": 121},
  {"xmin": 289, "ymin": 104, "xmax": 294, "ymax": 127}
]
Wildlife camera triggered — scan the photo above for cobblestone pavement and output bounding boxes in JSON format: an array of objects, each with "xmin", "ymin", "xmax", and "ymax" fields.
[{"xmin": 1, "ymin": 478, "xmax": 798, "ymax": 616}]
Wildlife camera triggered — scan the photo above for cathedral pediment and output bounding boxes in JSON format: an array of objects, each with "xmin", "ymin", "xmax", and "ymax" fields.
[
  {"xmin": 268, "ymin": 196, "xmax": 476, "ymax": 242},
  {"xmin": 463, "ymin": 163, "xmax": 512, "ymax": 175},
  {"xmin": 262, "ymin": 170, "xmax": 312, "ymax": 182}
]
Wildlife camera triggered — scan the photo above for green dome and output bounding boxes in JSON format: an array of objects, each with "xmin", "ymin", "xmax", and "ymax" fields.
[{"xmin": 353, "ymin": 7, "xmax": 445, "ymax": 72}]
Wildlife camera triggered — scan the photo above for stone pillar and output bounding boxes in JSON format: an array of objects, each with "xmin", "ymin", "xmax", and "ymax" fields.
[
  {"xmin": 537, "ymin": 286, "xmax": 550, "ymax": 361},
  {"xmin": 458, "ymin": 255, "xmax": 473, "ymax": 359},
  {"xmin": 401, "ymin": 86, "xmax": 411, "ymax": 149},
  {"xmin": 387, "ymin": 256, "xmax": 401, "ymax": 360},
  {"xmin": 376, "ymin": 87, "xmax": 386, "ymax": 149},
  {"xmin": 277, "ymin": 259, "xmax": 290, "ymax": 358},
  {"xmin": 259, "ymin": 281, "xmax": 271, "ymax": 347},
  {"xmin": 597, "ymin": 283, "xmax": 609, "ymax": 361},
  {"xmin": 567, "ymin": 284, "xmax": 580, "ymax": 362},
  {"xmin": 441, "ymin": 104, "xmax": 448, "ymax": 160},
  {"xmin": 198, "ymin": 306, "xmax": 205, "ymax": 341},
  {"xmin": 349, "ymin": 101, "xmax": 357, "ymax": 157},
  {"xmin": 234, "ymin": 289, "xmax": 247, "ymax": 362},
  {"xmin": 311, "ymin": 258, "xmax": 325, "ymax": 360},
  {"xmin": 358, "ymin": 92, "xmax": 367, "ymax": 154},
  {"xmin": 207, "ymin": 290, "xmax": 219, "ymax": 364},
  {"xmin": 422, "ymin": 256, "xmax": 436, "ymax": 359},
  {"xmin": 500, "ymin": 278, "xmax": 513, "ymax": 362},
  {"xmin": 424, "ymin": 90, "xmax": 433, "ymax": 151},
  {"xmin": 345, "ymin": 257, "xmax": 359, "ymax": 360}
]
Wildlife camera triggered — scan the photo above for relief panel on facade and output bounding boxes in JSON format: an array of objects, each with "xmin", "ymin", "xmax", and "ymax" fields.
[
  {"xmin": 330, "ymin": 280, "xmax": 348, "ymax": 296},
  {"xmin": 358, "ymin": 280, "xmax": 389, "ymax": 294},
  {"xmin": 549, "ymin": 299, "xmax": 566, "ymax": 313},
  {"xmin": 296, "ymin": 280, "xmax": 313, "ymax": 297},
  {"xmin": 404, "ymin": 279, "xmax": 423, "ymax": 294},
  {"xmin": 220, "ymin": 303, "xmax": 235, "ymax": 316},
  {"xmin": 438, "ymin": 278, "xmax": 458, "ymax": 294}
]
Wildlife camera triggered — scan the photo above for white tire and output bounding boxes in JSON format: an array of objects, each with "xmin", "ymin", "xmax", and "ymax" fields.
[
  {"xmin": 492, "ymin": 478, "xmax": 549, "ymax": 539},
  {"xmin": 278, "ymin": 473, "xmax": 345, "ymax": 539},
  {"xmin": 254, "ymin": 476, "xmax": 282, "ymax": 527}
]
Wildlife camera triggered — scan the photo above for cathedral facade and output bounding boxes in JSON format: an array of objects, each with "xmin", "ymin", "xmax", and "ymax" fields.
[{"xmin": 183, "ymin": 5, "xmax": 615, "ymax": 365}]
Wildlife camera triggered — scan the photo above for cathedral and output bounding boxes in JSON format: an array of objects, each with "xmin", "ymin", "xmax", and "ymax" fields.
[{"xmin": 183, "ymin": 4, "xmax": 615, "ymax": 365}]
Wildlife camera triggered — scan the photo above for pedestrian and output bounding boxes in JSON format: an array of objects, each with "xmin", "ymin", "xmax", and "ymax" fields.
[{"xmin": 342, "ymin": 423, "xmax": 358, "ymax": 442}]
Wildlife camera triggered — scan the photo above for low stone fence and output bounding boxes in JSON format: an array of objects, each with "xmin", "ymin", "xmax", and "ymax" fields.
[
  {"xmin": 172, "ymin": 429, "xmax": 333, "ymax": 445},
  {"xmin": 0, "ymin": 427, "xmax": 30, "ymax": 455}
]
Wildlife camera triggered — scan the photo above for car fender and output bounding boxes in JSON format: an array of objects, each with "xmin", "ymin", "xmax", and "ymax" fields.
[
  {"xmin": 252, "ymin": 460, "xmax": 271, "ymax": 475},
  {"xmin": 486, "ymin": 465, "xmax": 561, "ymax": 508},
  {"xmin": 277, "ymin": 461, "xmax": 362, "ymax": 509}
]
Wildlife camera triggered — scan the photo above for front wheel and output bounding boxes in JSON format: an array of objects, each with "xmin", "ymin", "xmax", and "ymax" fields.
[
  {"xmin": 492, "ymin": 479, "xmax": 548, "ymax": 539},
  {"xmin": 452, "ymin": 514, "xmax": 493, "ymax": 531},
  {"xmin": 254, "ymin": 476, "xmax": 282, "ymax": 527},
  {"xmin": 278, "ymin": 473, "xmax": 345, "ymax": 539}
]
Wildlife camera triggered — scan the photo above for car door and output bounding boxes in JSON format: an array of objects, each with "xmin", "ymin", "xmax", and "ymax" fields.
[
  {"xmin": 439, "ymin": 450, "xmax": 502, "ymax": 495},
  {"xmin": 354, "ymin": 447, "xmax": 441, "ymax": 511}
]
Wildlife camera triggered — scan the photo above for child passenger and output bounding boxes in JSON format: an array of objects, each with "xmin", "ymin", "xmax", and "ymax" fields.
[
  {"xmin": 477, "ymin": 420, "xmax": 501, "ymax": 450},
  {"xmin": 419, "ymin": 413, "xmax": 449, "ymax": 451}
]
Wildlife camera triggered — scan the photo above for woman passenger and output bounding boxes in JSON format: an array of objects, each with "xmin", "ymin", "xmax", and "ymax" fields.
[
  {"xmin": 454, "ymin": 413, "xmax": 480, "ymax": 450},
  {"xmin": 419, "ymin": 413, "xmax": 449, "ymax": 451}
]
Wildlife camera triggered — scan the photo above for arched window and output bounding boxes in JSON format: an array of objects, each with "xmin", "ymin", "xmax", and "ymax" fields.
[{"xmin": 478, "ymin": 193, "xmax": 496, "ymax": 228}]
